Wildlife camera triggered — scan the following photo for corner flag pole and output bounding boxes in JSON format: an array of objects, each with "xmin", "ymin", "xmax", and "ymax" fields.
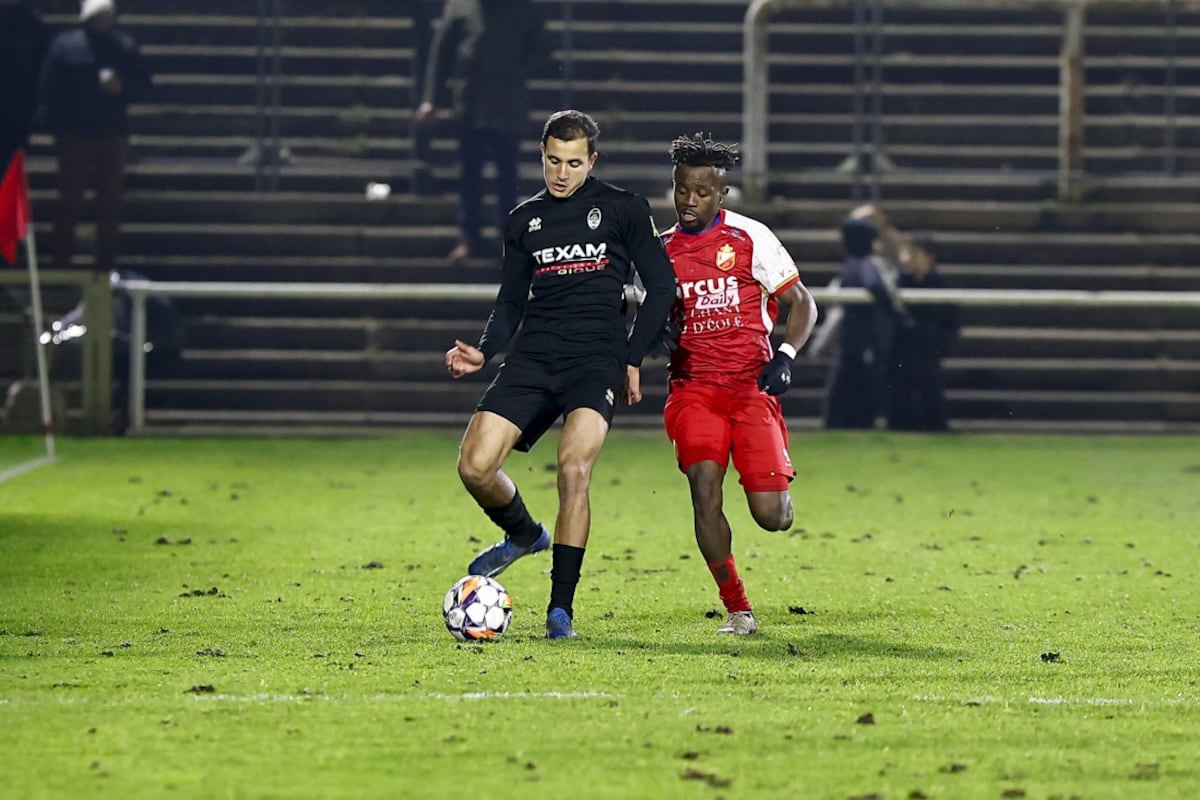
[
  {"xmin": 25, "ymin": 222, "xmax": 55, "ymax": 460},
  {"xmin": 2, "ymin": 150, "xmax": 55, "ymax": 459}
]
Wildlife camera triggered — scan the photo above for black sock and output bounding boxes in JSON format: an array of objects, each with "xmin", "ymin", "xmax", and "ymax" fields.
[
  {"xmin": 482, "ymin": 489, "xmax": 542, "ymax": 547},
  {"xmin": 548, "ymin": 544, "xmax": 585, "ymax": 619}
]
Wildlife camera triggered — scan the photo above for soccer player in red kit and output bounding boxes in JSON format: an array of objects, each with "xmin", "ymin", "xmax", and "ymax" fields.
[{"xmin": 659, "ymin": 134, "xmax": 817, "ymax": 635}]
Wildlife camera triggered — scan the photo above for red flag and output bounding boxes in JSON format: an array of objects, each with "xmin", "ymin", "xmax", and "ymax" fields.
[{"xmin": 0, "ymin": 150, "xmax": 33, "ymax": 265}]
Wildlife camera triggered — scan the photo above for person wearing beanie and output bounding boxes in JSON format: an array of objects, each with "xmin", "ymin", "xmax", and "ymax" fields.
[
  {"xmin": 0, "ymin": 0, "xmax": 50, "ymax": 173},
  {"xmin": 822, "ymin": 209, "xmax": 908, "ymax": 429},
  {"xmin": 80, "ymin": 0, "xmax": 115, "ymax": 21},
  {"xmin": 39, "ymin": 0, "xmax": 151, "ymax": 272}
]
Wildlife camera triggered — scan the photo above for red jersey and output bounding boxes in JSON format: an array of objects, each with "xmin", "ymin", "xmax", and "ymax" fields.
[{"xmin": 661, "ymin": 208, "xmax": 801, "ymax": 387}]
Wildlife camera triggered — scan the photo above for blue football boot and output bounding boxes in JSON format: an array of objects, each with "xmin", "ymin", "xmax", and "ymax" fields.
[
  {"xmin": 545, "ymin": 607, "xmax": 577, "ymax": 639},
  {"xmin": 467, "ymin": 524, "xmax": 551, "ymax": 578}
]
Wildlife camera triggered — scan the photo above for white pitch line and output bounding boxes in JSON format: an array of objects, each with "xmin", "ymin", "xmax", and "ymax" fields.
[
  {"xmin": 0, "ymin": 455, "xmax": 56, "ymax": 485},
  {"xmin": 190, "ymin": 691, "xmax": 618, "ymax": 703},
  {"xmin": 913, "ymin": 693, "xmax": 1199, "ymax": 708},
  {"xmin": 0, "ymin": 691, "xmax": 618, "ymax": 707}
]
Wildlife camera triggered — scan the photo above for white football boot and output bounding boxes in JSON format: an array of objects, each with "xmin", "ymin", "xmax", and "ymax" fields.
[{"xmin": 717, "ymin": 611, "xmax": 758, "ymax": 635}]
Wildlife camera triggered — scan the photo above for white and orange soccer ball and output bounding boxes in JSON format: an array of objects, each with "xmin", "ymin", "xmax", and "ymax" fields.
[{"xmin": 442, "ymin": 575, "xmax": 513, "ymax": 642}]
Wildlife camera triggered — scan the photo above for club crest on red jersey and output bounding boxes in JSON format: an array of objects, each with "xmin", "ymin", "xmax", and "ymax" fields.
[{"xmin": 715, "ymin": 243, "xmax": 736, "ymax": 272}]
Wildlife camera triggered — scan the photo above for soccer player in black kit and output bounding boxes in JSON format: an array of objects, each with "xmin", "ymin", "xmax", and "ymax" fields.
[{"xmin": 445, "ymin": 110, "xmax": 675, "ymax": 639}]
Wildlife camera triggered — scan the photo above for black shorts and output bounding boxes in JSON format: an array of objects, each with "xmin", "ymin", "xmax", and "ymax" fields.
[{"xmin": 477, "ymin": 355, "xmax": 624, "ymax": 452}]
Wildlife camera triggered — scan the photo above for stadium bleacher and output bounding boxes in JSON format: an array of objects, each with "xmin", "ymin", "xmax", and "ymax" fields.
[{"xmin": 4, "ymin": 0, "xmax": 1199, "ymax": 434}]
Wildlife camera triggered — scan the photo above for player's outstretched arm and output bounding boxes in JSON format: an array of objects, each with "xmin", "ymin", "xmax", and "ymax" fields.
[{"xmin": 446, "ymin": 339, "xmax": 485, "ymax": 379}]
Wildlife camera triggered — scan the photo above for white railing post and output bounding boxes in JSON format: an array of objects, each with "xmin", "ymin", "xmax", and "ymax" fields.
[
  {"xmin": 742, "ymin": 0, "xmax": 774, "ymax": 203},
  {"xmin": 128, "ymin": 289, "xmax": 148, "ymax": 435},
  {"xmin": 1059, "ymin": 0, "xmax": 1087, "ymax": 201}
]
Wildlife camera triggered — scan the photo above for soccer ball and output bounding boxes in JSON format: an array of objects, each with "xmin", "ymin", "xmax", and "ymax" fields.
[{"xmin": 442, "ymin": 575, "xmax": 513, "ymax": 642}]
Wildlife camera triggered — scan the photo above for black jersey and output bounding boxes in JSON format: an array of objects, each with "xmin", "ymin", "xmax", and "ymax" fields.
[{"xmin": 477, "ymin": 177, "xmax": 675, "ymax": 368}]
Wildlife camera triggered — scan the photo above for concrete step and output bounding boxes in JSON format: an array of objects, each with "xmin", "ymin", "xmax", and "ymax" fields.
[
  {"xmin": 944, "ymin": 357, "xmax": 1200, "ymax": 393},
  {"xmin": 176, "ymin": 311, "xmax": 1200, "ymax": 360},
  {"xmin": 26, "ymin": 219, "xmax": 1200, "ymax": 267},
  {"xmin": 152, "ymin": 74, "xmax": 415, "ymax": 109},
  {"xmin": 90, "ymin": 14, "xmax": 414, "ymax": 48},
  {"xmin": 142, "ymin": 45, "xmax": 413, "ymax": 77},
  {"xmin": 42, "ymin": 190, "xmax": 1200, "ymax": 235},
  {"xmin": 955, "ymin": 304, "xmax": 1199, "ymax": 331},
  {"xmin": 947, "ymin": 389, "xmax": 1200, "ymax": 422},
  {"xmin": 937, "ymin": 265, "xmax": 1200, "ymax": 292},
  {"xmin": 93, "ymin": 254, "xmax": 502, "ymax": 284},
  {"xmin": 959, "ymin": 327, "xmax": 1200, "ymax": 360}
]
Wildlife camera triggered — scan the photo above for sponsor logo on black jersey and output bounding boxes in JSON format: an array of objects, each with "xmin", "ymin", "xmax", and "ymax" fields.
[
  {"xmin": 528, "ymin": 216, "xmax": 542, "ymax": 232},
  {"xmin": 531, "ymin": 242, "xmax": 611, "ymax": 277}
]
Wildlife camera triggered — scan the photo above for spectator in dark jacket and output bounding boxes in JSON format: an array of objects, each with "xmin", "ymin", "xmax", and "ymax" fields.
[
  {"xmin": 887, "ymin": 234, "xmax": 959, "ymax": 431},
  {"xmin": 0, "ymin": 0, "xmax": 50, "ymax": 172},
  {"xmin": 822, "ymin": 215, "xmax": 904, "ymax": 429},
  {"xmin": 416, "ymin": 0, "xmax": 550, "ymax": 263},
  {"xmin": 40, "ymin": 0, "xmax": 151, "ymax": 272}
]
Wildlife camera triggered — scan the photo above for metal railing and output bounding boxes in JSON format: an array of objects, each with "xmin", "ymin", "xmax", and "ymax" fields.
[{"xmin": 116, "ymin": 278, "xmax": 1200, "ymax": 435}]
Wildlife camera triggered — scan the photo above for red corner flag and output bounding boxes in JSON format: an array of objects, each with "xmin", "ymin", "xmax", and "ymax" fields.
[{"xmin": 0, "ymin": 150, "xmax": 33, "ymax": 265}]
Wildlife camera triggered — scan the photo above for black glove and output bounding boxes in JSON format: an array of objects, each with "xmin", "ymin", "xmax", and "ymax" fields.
[
  {"xmin": 757, "ymin": 350, "xmax": 793, "ymax": 396},
  {"xmin": 648, "ymin": 319, "xmax": 681, "ymax": 359}
]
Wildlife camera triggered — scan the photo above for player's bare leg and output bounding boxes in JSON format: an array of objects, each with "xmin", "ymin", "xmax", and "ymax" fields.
[
  {"xmin": 686, "ymin": 461, "xmax": 756, "ymax": 634},
  {"xmin": 458, "ymin": 411, "xmax": 550, "ymax": 577},
  {"xmin": 457, "ymin": 411, "xmax": 522, "ymax": 506},
  {"xmin": 553, "ymin": 407, "xmax": 609, "ymax": 547},
  {"xmin": 686, "ymin": 461, "xmax": 731, "ymax": 563},
  {"xmin": 746, "ymin": 490, "xmax": 794, "ymax": 532},
  {"xmin": 545, "ymin": 408, "xmax": 609, "ymax": 638}
]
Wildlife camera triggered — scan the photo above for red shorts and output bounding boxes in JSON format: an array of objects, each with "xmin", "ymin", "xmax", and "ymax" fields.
[{"xmin": 663, "ymin": 381, "xmax": 794, "ymax": 492}]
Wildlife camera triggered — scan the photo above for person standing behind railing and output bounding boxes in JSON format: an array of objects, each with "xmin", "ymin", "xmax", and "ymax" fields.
[
  {"xmin": 0, "ymin": 0, "xmax": 49, "ymax": 177},
  {"xmin": 39, "ymin": 0, "xmax": 151, "ymax": 273},
  {"xmin": 416, "ymin": 0, "xmax": 550, "ymax": 264},
  {"xmin": 822, "ymin": 212, "xmax": 907, "ymax": 429},
  {"xmin": 886, "ymin": 234, "xmax": 959, "ymax": 431}
]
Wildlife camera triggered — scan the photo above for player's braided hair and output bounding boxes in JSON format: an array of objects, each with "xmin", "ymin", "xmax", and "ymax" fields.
[{"xmin": 668, "ymin": 133, "xmax": 740, "ymax": 172}]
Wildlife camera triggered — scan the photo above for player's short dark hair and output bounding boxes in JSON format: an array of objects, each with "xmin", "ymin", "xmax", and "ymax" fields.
[
  {"xmin": 543, "ymin": 110, "xmax": 601, "ymax": 154},
  {"xmin": 668, "ymin": 133, "xmax": 740, "ymax": 172}
]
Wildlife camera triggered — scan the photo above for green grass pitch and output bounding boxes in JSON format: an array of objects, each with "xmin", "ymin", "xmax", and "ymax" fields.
[{"xmin": 1, "ymin": 431, "xmax": 1198, "ymax": 799}]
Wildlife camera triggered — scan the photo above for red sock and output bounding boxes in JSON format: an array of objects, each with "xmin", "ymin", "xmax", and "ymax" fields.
[{"xmin": 708, "ymin": 555, "xmax": 751, "ymax": 613}]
